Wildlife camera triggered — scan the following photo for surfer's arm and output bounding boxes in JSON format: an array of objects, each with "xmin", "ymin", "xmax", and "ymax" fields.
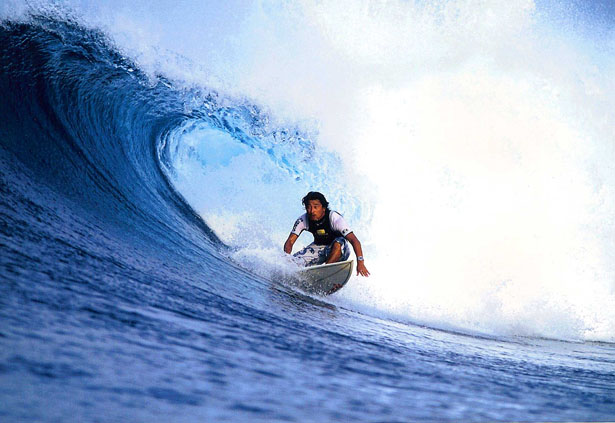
[
  {"xmin": 284, "ymin": 233, "xmax": 299, "ymax": 254},
  {"xmin": 345, "ymin": 232, "xmax": 370, "ymax": 277}
]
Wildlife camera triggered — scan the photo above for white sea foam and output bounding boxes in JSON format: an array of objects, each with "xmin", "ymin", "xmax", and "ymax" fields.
[{"xmin": 5, "ymin": 0, "xmax": 615, "ymax": 341}]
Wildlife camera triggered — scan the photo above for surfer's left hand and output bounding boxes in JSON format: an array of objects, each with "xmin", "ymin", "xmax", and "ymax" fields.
[{"xmin": 357, "ymin": 261, "xmax": 370, "ymax": 277}]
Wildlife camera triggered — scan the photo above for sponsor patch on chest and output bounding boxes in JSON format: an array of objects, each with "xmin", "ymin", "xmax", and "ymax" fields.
[{"xmin": 317, "ymin": 229, "xmax": 327, "ymax": 235}]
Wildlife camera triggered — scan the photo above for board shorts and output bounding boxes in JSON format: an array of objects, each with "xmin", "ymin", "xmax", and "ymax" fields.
[{"xmin": 293, "ymin": 236, "xmax": 350, "ymax": 267}]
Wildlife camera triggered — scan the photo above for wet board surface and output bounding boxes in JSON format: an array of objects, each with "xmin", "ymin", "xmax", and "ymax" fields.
[{"xmin": 292, "ymin": 260, "xmax": 354, "ymax": 295}]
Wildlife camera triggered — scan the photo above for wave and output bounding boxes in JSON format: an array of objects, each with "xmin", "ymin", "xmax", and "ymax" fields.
[
  {"xmin": 2, "ymin": 2, "xmax": 615, "ymax": 343},
  {"xmin": 0, "ymin": 15, "xmax": 244, "ymax": 296}
]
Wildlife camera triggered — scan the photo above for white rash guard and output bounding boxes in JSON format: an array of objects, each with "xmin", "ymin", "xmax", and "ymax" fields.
[{"xmin": 291, "ymin": 210, "xmax": 352, "ymax": 238}]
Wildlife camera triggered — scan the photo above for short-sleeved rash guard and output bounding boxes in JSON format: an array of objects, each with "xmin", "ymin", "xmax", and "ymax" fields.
[{"xmin": 291, "ymin": 210, "xmax": 352, "ymax": 245}]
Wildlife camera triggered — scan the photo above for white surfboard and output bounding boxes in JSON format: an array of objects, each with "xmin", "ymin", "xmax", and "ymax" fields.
[{"xmin": 292, "ymin": 260, "xmax": 354, "ymax": 295}]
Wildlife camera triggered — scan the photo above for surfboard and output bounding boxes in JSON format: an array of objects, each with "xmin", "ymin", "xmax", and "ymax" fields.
[{"xmin": 292, "ymin": 260, "xmax": 354, "ymax": 295}]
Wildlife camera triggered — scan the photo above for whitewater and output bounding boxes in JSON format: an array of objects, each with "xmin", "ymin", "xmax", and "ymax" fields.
[{"xmin": 1, "ymin": 0, "xmax": 614, "ymax": 421}]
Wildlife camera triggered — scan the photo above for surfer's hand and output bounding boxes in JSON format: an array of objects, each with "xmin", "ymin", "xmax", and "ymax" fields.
[{"xmin": 357, "ymin": 261, "xmax": 370, "ymax": 277}]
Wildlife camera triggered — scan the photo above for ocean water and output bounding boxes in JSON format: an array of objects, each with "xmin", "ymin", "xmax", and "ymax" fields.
[{"xmin": 1, "ymin": 1, "xmax": 614, "ymax": 421}]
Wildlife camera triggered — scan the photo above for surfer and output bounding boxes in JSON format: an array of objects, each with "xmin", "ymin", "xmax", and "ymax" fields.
[{"xmin": 284, "ymin": 191, "xmax": 370, "ymax": 277}]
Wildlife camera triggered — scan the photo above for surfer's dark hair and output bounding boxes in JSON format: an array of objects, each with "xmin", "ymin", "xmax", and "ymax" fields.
[{"xmin": 302, "ymin": 191, "xmax": 329, "ymax": 209}]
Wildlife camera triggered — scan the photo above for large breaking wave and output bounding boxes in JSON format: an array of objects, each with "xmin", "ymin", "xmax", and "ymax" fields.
[{"xmin": 2, "ymin": 0, "xmax": 615, "ymax": 343}]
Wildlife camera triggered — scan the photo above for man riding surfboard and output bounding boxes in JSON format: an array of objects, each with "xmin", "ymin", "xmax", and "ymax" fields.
[{"xmin": 283, "ymin": 191, "xmax": 370, "ymax": 277}]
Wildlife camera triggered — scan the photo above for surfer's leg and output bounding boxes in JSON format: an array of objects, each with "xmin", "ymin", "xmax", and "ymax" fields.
[
  {"xmin": 325, "ymin": 242, "xmax": 342, "ymax": 264},
  {"xmin": 324, "ymin": 237, "xmax": 348, "ymax": 264},
  {"xmin": 293, "ymin": 243, "xmax": 326, "ymax": 266}
]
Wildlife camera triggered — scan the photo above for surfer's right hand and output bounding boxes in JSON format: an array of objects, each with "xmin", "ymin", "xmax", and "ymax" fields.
[{"xmin": 357, "ymin": 260, "xmax": 370, "ymax": 277}]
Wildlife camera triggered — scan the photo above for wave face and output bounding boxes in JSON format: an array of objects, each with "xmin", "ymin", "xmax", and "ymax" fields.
[
  {"xmin": 112, "ymin": 0, "xmax": 615, "ymax": 342},
  {"xmin": 1, "ymin": 3, "xmax": 615, "ymax": 422}
]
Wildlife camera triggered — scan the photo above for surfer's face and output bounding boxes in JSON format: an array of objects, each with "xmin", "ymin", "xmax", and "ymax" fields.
[{"xmin": 306, "ymin": 200, "xmax": 326, "ymax": 221}]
